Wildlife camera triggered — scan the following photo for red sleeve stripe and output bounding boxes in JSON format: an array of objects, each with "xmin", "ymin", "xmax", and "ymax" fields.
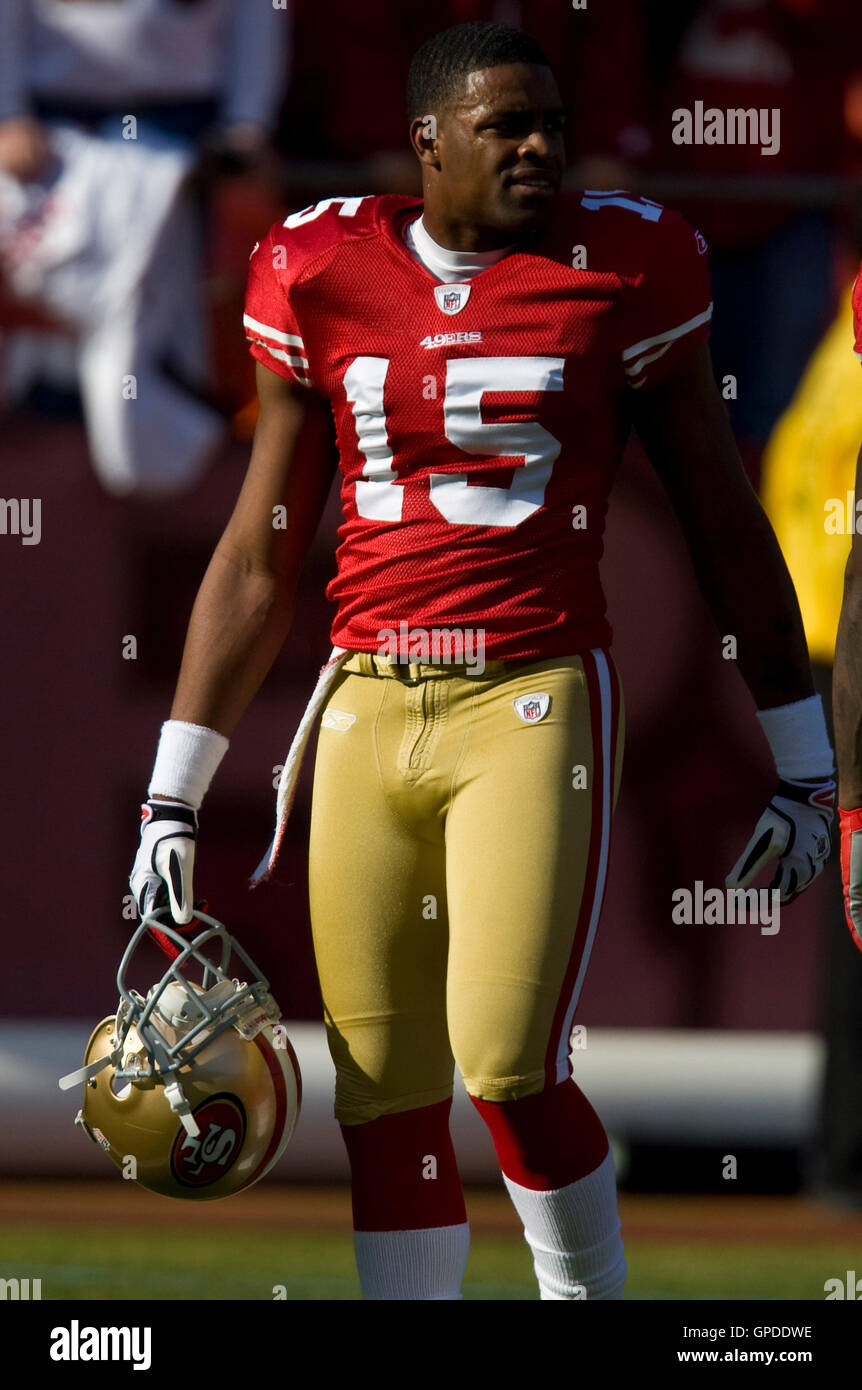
[{"xmin": 622, "ymin": 303, "xmax": 713, "ymax": 384}]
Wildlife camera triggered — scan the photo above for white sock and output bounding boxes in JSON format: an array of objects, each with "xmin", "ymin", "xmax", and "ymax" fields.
[
  {"xmin": 353, "ymin": 1223, "xmax": 471, "ymax": 1300},
  {"xmin": 503, "ymin": 1149, "xmax": 626, "ymax": 1300}
]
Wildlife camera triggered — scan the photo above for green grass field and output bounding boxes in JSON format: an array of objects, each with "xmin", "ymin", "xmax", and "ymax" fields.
[
  {"xmin": 0, "ymin": 1184, "xmax": 856, "ymax": 1300},
  {"xmin": 0, "ymin": 1227, "xmax": 853, "ymax": 1300},
  {"xmin": 0, "ymin": 1226, "xmax": 851, "ymax": 1300}
]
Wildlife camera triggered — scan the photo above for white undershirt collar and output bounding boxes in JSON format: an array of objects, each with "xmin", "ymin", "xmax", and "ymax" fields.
[{"xmin": 405, "ymin": 214, "xmax": 514, "ymax": 284}]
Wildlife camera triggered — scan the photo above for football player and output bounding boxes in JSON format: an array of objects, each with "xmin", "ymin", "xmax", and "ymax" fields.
[
  {"xmin": 131, "ymin": 22, "xmax": 835, "ymax": 1300},
  {"xmin": 834, "ymin": 265, "xmax": 862, "ymax": 952}
]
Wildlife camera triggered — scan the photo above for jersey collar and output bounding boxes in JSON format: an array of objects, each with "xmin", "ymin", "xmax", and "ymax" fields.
[{"xmin": 378, "ymin": 196, "xmax": 524, "ymax": 290}]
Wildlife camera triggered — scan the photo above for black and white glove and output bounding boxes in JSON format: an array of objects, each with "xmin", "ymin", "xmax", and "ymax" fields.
[
  {"xmin": 726, "ymin": 775, "xmax": 835, "ymax": 904},
  {"xmin": 839, "ymin": 808, "xmax": 862, "ymax": 955},
  {"xmin": 130, "ymin": 799, "xmax": 198, "ymax": 925}
]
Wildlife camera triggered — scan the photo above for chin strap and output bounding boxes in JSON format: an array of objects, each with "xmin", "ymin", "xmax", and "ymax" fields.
[
  {"xmin": 164, "ymin": 1079, "xmax": 200, "ymax": 1137},
  {"xmin": 59, "ymin": 1040, "xmax": 201, "ymax": 1138},
  {"xmin": 58, "ymin": 1054, "xmax": 112, "ymax": 1091}
]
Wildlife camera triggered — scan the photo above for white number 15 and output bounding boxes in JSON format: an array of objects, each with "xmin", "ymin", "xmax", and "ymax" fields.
[{"xmin": 343, "ymin": 355, "xmax": 564, "ymax": 529}]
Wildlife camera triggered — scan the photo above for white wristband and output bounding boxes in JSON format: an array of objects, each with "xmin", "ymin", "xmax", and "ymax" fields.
[
  {"xmin": 756, "ymin": 695, "xmax": 834, "ymax": 781},
  {"xmin": 148, "ymin": 720, "xmax": 229, "ymax": 810}
]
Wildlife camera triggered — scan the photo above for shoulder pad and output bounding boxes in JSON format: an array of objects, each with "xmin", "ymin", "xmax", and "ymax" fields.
[{"xmin": 275, "ymin": 195, "xmax": 382, "ymax": 265}]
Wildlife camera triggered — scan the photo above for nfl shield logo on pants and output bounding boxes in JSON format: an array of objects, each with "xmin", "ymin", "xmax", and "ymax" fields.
[
  {"xmin": 434, "ymin": 283, "xmax": 471, "ymax": 315},
  {"xmin": 514, "ymin": 692, "xmax": 551, "ymax": 723}
]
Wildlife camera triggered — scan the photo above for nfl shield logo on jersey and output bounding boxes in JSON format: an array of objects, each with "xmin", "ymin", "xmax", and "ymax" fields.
[
  {"xmin": 434, "ymin": 283, "xmax": 471, "ymax": 315},
  {"xmin": 513, "ymin": 692, "xmax": 551, "ymax": 724}
]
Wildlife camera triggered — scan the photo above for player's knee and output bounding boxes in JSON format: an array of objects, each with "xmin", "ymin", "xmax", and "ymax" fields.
[
  {"xmin": 459, "ymin": 1070, "xmax": 546, "ymax": 1104},
  {"xmin": 454, "ymin": 1034, "xmax": 548, "ymax": 1103},
  {"xmin": 334, "ymin": 1086, "xmax": 455, "ymax": 1126},
  {"xmin": 333, "ymin": 1065, "xmax": 454, "ymax": 1126},
  {"xmin": 325, "ymin": 1021, "xmax": 454, "ymax": 1125},
  {"xmin": 451, "ymin": 1010, "xmax": 552, "ymax": 1102}
]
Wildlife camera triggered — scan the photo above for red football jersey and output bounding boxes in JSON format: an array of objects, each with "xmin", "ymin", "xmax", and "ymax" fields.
[
  {"xmin": 854, "ymin": 264, "xmax": 862, "ymax": 364},
  {"xmin": 244, "ymin": 191, "xmax": 712, "ymax": 661}
]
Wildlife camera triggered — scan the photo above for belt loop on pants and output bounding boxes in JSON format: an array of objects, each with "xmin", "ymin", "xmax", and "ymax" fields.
[{"xmin": 354, "ymin": 652, "xmax": 378, "ymax": 677}]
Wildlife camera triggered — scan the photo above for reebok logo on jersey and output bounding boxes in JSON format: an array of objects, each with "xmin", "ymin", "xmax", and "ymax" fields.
[
  {"xmin": 514, "ymin": 693, "xmax": 551, "ymax": 723},
  {"xmin": 420, "ymin": 330, "xmax": 482, "ymax": 349},
  {"xmin": 322, "ymin": 710, "xmax": 356, "ymax": 732},
  {"xmin": 434, "ymin": 283, "xmax": 471, "ymax": 314}
]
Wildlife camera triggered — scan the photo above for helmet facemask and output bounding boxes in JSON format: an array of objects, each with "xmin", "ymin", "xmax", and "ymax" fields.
[{"xmin": 60, "ymin": 910, "xmax": 282, "ymax": 1138}]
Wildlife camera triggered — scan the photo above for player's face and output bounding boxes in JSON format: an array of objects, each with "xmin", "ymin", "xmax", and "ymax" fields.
[{"xmin": 435, "ymin": 64, "xmax": 566, "ymax": 245}]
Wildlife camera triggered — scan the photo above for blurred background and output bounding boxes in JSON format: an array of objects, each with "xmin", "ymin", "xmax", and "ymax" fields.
[{"xmin": 2, "ymin": 0, "xmax": 862, "ymax": 1299}]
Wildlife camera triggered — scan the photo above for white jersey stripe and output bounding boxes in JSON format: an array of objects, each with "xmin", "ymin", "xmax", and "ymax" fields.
[
  {"xmin": 251, "ymin": 340, "xmax": 310, "ymax": 372},
  {"xmin": 554, "ymin": 648, "xmax": 614, "ymax": 1083},
  {"xmin": 622, "ymin": 303, "xmax": 713, "ymax": 364},
  {"xmin": 623, "ymin": 339, "xmax": 674, "ymax": 378},
  {"xmin": 243, "ymin": 313, "xmax": 305, "ymax": 350}
]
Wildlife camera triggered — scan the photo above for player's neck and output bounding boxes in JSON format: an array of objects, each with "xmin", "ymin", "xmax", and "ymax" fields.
[
  {"xmin": 419, "ymin": 209, "xmax": 516, "ymax": 255},
  {"xmin": 406, "ymin": 214, "xmax": 513, "ymax": 284}
]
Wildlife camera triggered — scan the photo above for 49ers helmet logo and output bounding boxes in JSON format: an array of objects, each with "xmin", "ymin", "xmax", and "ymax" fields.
[{"xmin": 170, "ymin": 1095, "xmax": 246, "ymax": 1187}]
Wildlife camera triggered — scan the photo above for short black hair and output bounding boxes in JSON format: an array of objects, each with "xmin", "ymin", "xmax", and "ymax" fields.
[{"xmin": 406, "ymin": 21, "xmax": 550, "ymax": 122}]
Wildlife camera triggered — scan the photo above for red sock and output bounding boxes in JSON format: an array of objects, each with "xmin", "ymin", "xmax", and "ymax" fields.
[
  {"xmin": 470, "ymin": 1080, "xmax": 610, "ymax": 1191},
  {"xmin": 340, "ymin": 1098, "xmax": 467, "ymax": 1231}
]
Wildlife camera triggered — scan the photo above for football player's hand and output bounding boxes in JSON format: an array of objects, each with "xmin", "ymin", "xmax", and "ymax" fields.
[
  {"xmin": 839, "ymin": 808, "xmax": 862, "ymax": 954},
  {"xmin": 726, "ymin": 775, "xmax": 835, "ymax": 903},
  {"xmin": 197, "ymin": 122, "xmax": 273, "ymax": 177},
  {"xmin": 0, "ymin": 116, "xmax": 52, "ymax": 182},
  {"xmin": 130, "ymin": 798, "xmax": 198, "ymax": 925}
]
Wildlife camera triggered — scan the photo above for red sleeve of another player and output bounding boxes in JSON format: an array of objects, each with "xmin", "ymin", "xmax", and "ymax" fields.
[
  {"xmin": 853, "ymin": 266, "xmax": 862, "ymax": 365},
  {"xmin": 622, "ymin": 210, "xmax": 713, "ymax": 391},
  {"xmin": 243, "ymin": 226, "xmax": 312, "ymax": 388}
]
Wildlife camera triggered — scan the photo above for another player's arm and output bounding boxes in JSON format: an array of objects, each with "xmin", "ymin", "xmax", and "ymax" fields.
[
  {"xmin": 832, "ymin": 444, "xmax": 862, "ymax": 950},
  {"xmin": 169, "ymin": 362, "xmax": 336, "ymax": 737},
  {"xmin": 628, "ymin": 340, "xmax": 811, "ymax": 708},
  {"xmin": 833, "ymin": 444, "xmax": 862, "ymax": 805},
  {"xmin": 628, "ymin": 340, "xmax": 834, "ymax": 901}
]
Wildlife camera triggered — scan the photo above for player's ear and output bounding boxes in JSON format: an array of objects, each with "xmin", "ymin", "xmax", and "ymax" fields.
[{"xmin": 409, "ymin": 113, "xmax": 441, "ymax": 170}]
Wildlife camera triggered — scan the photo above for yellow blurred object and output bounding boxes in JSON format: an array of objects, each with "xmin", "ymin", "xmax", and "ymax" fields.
[{"xmin": 761, "ymin": 285, "xmax": 862, "ymax": 665}]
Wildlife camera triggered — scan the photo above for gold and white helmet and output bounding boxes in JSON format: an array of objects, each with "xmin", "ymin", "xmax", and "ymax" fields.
[{"xmin": 59, "ymin": 910, "xmax": 301, "ymax": 1200}]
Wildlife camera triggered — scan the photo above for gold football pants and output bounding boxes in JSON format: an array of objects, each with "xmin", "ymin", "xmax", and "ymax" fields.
[{"xmin": 308, "ymin": 648, "xmax": 624, "ymax": 1125}]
